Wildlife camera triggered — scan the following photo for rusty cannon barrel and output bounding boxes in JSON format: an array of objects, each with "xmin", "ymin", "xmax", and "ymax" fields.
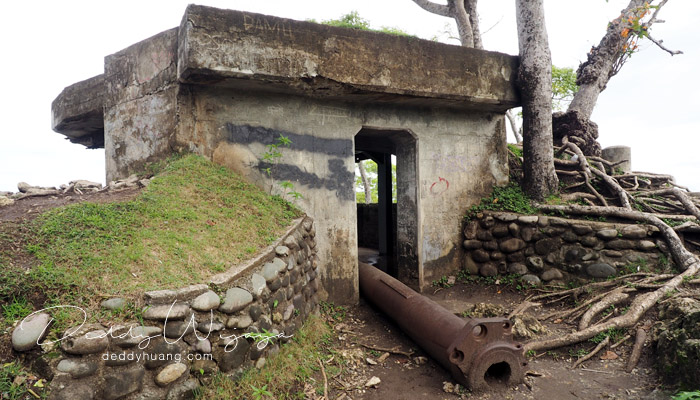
[{"xmin": 358, "ymin": 262, "xmax": 526, "ymax": 390}]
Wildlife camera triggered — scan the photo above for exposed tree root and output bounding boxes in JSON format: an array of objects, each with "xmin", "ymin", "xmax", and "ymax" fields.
[
  {"xmin": 318, "ymin": 357, "xmax": 329, "ymax": 399},
  {"xmin": 505, "ymin": 140, "xmax": 700, "ymax": 366},
  {"xmin": 523, "ymin": 204, "xmax": 700, "ymax": 353},
  {"xmin": 509, "ymin": 300, "xmax": 541, "ymax": 319},
  {"xmin": 572, "ymin": 336, "xmax": 609, "ymax": 369},
  {"xmin": 625, "ymin": 328, "xmax": 647, "ymax": 373},
  {"xmin": 578, "ymin": 290, "xmax": 630, "ymax": 330},
  {"xmin": 610, "ymin": 334, "xmax": 632, "ymax": 349}
]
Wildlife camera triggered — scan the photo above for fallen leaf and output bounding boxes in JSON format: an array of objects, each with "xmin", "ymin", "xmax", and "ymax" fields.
[{"xmin": 600, "ymin": 351, "xmax": 619, "ymax": 360}]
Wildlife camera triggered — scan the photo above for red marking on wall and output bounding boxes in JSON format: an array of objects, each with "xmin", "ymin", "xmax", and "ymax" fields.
[{"xmin": 430, "ymin": 177, "xmax": 449, "ymax": 196}]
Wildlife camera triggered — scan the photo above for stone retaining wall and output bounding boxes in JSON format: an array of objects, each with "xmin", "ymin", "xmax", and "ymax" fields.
[
  {"xmin": 463, "ymin": 212, "xmax": 671, "ymax": 285},
  {"xmin": 12, "ymin": 217, "xmax": 320, "ymax": 400}
]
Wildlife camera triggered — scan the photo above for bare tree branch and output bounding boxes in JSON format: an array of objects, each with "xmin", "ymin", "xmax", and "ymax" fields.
[
  {"xmin": 506, "ymin": 110, "xmax": 523, "ymax": 143},
  {"xmin": 646, "ymin": 34, "xmax": 683, "ymax": 56},
  {"xmin": 647, "ymin": 0, "xmax": 670, "ymax": 25},
  {"xmin": 411, "ymin": 0, "xmax": 450, "ymax": 17}
]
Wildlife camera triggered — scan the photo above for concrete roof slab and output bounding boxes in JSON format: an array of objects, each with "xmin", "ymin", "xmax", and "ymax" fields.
[
  {"xmin": 51, "ymin": 74, "xmax": 105, "ymax": 148},
  {"xmin": 177, "ymin": 5, "xmax": 520, "ymax": 111}
]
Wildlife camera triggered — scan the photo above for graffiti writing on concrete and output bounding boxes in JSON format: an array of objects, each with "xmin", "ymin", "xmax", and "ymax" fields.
[
  {"xmin": 243, "ymin": 14, "xmax": 293, "ymax": 38},
  {"xmin": 429, "ymin": 177, "xmax": 449, "ymax": 196},
  {"xmin": 137, "ymin": 50, "xmax": 173, "ymax": 84},
  {"xmin": 429, "ymin": 151, "xmax": 474, "ymax": 174},
  {"xmin": 309, "ymin": 105, "xmax": 350, "ymax": 125}
]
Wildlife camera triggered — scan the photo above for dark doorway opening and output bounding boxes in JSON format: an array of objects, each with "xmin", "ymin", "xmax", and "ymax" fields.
[{"xmin": 354, "ymin": 127, "xmax": 419, "ymax": 286}]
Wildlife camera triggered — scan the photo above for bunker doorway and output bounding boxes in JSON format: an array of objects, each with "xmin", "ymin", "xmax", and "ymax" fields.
[{"xmin": 354, "ymin": 128, "xmax": 420, "ymax": 288}]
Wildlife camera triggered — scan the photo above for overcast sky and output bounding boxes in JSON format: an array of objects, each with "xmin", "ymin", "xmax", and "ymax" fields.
[{"xmin": 1, "ymin": 0, "xmax": 697, "ymax": 192}]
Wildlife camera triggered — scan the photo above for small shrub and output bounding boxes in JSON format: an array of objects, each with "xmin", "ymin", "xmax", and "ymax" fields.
[
  {"xmin": 466, "ymin": 182, "xmax": 536, "ymax": 219},
  {"xmin": 569, "ymin": 348, "xmax": 589, "ymax": 358},
  {"xmin": 432, "ymin": 276, "xmax": 453, "ymax": 288}
]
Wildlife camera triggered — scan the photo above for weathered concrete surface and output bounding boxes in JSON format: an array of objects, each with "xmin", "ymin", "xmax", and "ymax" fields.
[
  {"xmin": 178, "ymin": 5, "xmax": 518, "ymax": 111},
  {"xmin": 51, "ymin": 74, "xmax": 105, "ymax": 148},
  {"xmin": 103, "ymin": 28, "xmax": 179, "ymax": 182},
  {"xmin": 186, "ymin": 89, "xmax": 508, "ymax": 297},
  {"xmin": 602, "ymin": 146, "xmax": 632, "ymax": 173},
  {"xmin": 50, "ymin": 5, "xmax": 520, "ymax": 303}
]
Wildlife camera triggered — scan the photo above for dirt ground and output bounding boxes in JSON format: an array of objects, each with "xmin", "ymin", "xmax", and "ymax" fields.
[{"xmin": 326, "ymin": 281, "xmax": 671, "ymax": 400}]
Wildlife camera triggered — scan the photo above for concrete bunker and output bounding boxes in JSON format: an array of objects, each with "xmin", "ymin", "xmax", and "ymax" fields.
[{"xmin": 51, "ymin": 4, "xmax": 520, "ymax": 304}]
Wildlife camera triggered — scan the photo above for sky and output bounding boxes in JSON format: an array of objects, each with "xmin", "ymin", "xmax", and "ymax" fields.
[{"xmin": 1, "ymin": 0, "xmax": 698, "ymax": 192}]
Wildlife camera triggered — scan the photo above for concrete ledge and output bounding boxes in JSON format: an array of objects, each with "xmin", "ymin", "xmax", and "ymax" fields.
[
  {"xmin": 178, "ymin": 5, "xmax": 519, "ymax": 111},
  {"xmin": 51, "ymin": 74, "xmax": 105, "ymax": 148}
]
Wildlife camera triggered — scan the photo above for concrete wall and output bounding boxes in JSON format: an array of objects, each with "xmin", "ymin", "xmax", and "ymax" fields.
[
  {"xmin": 172, "ymin": 87, "xmax": 508, "ymax": 301},
  {"xmin": 103, "ymin": 28, "xmax": 180, "ymax": 182}
]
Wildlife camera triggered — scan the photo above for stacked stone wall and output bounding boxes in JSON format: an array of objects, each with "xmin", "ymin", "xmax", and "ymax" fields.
[
  {"xmin": 463, "ymin": 211, "xmax": 671, "ymax": 285},
  {"xmin": 12, "ymin": 217, "xmax": 320, "ymax": 400}
]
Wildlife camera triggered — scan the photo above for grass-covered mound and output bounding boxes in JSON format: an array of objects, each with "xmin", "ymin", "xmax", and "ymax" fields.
[{"xmin": 1, "ymin": 154, "xmax": 301, "ymax": 309}]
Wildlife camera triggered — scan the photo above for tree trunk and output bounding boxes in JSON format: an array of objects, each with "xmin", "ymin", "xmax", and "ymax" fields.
[
  {"xmin": 515, "ymin": 0, "xmax": 559, "ymax": 200},
  {"xmin": 411, "ymin": 0, "xmax": 479, "ymax": 48},
  {"xmin": 358, "ymin": 161, "xmax": 372, "ymax": 204},
  {"xmin": 450, "ymin": 0, "xmax": 475, "ymax": 47},
  {"xmin": 464, "ymin": 0, "xmax": 483, "ymax": 49},
  {"xmin": 567, "ymin": 0, "xmax": 646, "ymax": 120}
]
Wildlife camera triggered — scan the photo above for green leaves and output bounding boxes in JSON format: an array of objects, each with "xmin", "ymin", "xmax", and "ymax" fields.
[
  {"xmin": 315, "ymin": 11, "xmax": 411, "ymax": 37},
  {"xmin": 552, "ymin": 66, "xmax": 578, "ymax": 111},
  {"xmin": 672, "ymin": 391, "xmax": 700, "ymax": 400},
  {"xmin": 321, "ymin": 11, "xmax": 370, "ymax": 30},
  {"xmin": 262, "ymin": 135, "xmax": 303, "ymax": 202}
]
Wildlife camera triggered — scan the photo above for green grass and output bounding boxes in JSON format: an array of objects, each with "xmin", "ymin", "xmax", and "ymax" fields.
[
  {"xmin": 2, "ymin": 154, "xmax": 301, "ymax": 308},
  {"xmin": 1, "ymin": 297, "xmax": 33, "ymax": 321},
  {"xmin": 590, "ymin": 327, "xmax": 627, "ymax": 344},
  {"xmin": 507, "ymin": 143, "xmax": 523, "ymax": 158},
  {"xmin": 0, "ymin": 362, "xmax": 39, "ymax": 400},
  {"xmin": 196, "ymin": 313, "xmax": 343, "ymax": 400},
  {"xmin": 465, "ymin": 182, "xmax": 536, "ymax": 219}
]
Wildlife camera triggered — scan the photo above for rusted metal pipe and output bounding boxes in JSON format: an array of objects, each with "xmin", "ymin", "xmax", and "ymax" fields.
[{"xmin": 359, "ymin": 262, "xmax": 526, "ymax": 390}]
